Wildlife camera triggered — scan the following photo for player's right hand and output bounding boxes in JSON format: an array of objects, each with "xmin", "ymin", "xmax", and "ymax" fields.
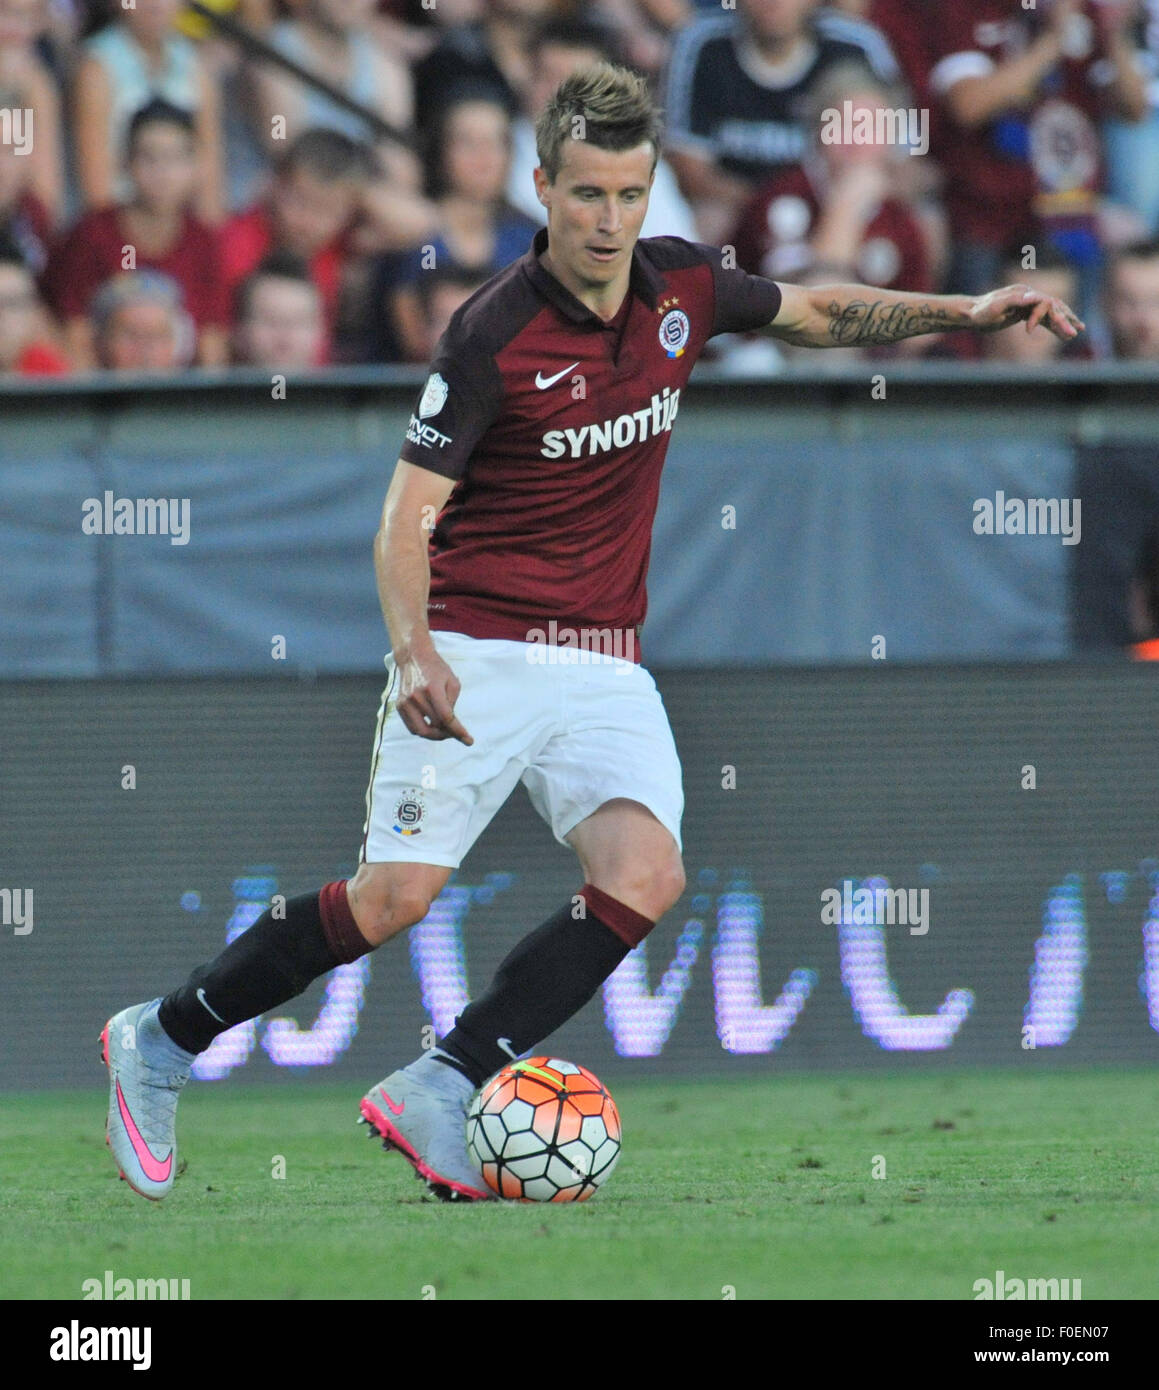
[{"xmin": 395, "ymin": 648, "xmax": 474, "ymax": 745}]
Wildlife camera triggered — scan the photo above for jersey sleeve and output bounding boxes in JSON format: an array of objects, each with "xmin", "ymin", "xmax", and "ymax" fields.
[
  {"xmin": 706, "ymin": 249, "xmax": 783, "ymax": 336},
  {"xmin": 927, "ymin": 6, "xmax": 994, "ymax": 96},
  {"xmin": 398, "ymin": 326, "xmax": 503, "ymax": 482},
  {"xmin": 663, "ymin": 21, "xmax": 721, "ymax": 155}
]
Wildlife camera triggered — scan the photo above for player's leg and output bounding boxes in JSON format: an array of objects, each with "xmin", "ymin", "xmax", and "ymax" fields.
[
  {"xmin": 102, "ymin": 863, "xmax": 446, "ymax": 1200},
  {"xmin": 431, "ymin": 799, "xmax": 683, "ymax": 1089},
  {"xmin": 429, "ymin": 657, "xmax": 685, "ymax": 1091},
  {"xmin": 355, "ymin": 632, "xmax": 564, "ymax": 1199},
  {"xmin": 564, "ymin": 797, "xmax": 686, "ymax": 921},
  {"xmin": 350, "ymin": 865, "xmax": 497, "ymax": 1202}
]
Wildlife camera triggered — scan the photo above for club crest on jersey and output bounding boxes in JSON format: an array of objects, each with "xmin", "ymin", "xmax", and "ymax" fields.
[
  {"xmin": 418, "ymin": 372, "xmax": 449, "ymax": 419},
  {"xmin": 658, "ymin": 308, "xmax": 689, "ymax": 358},
  {"xmin": 392, "ymin": 788, "xmax": 426, "ymax": 836}
]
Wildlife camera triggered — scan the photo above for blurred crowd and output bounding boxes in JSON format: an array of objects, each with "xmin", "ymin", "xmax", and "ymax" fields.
[{"xmin": 2, "ymin": 0, "xmax": 1159, "ymax": 376}]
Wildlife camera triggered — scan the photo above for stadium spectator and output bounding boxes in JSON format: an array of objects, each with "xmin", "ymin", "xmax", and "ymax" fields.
[
  {"xmin": 730, "ymin": 63, "xmax": 932, "ymax": 298},
  {"xmin": 506, "ymin": 17, "xmax": 696, "ymax": 239},
  {"xmin": 664, "ymin": 0, "xmax": 901, "ymax": 243},
  {"xmin": 0, "ymin": 87, "xmax": 52, "ymax": 276},
  {"xmin": 232, "ymin": 250, "xmax": 326, "ymax": 369},
  {"xmin": 981, "ymin": 242, "xmax": 1082, "ymax": 362},
  {"xmin": 1107, "ymin": 237, "xmax": 1159, "ymax": 358},
  {"xmin": 412, "ymin": 0, "xmax": 559, "ymax": 133},
  {"xmin": 836, "ymin": 0, "xmax": 949, "ymax": 285},
  {"xmin": 90, "ymin": 268, "xmax": 194, "ymax": 372},
  {"xmin": 45, "ymin": 99, "xmax": 228, "ymax": 369},
  {"xmin": 249, "ymin": 0, "xmax": 436, "ymax": 247},
  {"xmin": 373, "ymin": 94, "xmax": 539, "ymax": 361},
  {"xmin": 829, "ymin": 0, "xmax": 942, "ymax": 132},
  {"xmin": 1103, "ymin": 0, "xmax": 1159, "ymax": 235},
  {"xmin": 414, "ymin": 264, "xmax": 490, "ymax": 359},
  {"xmin": 590, "ymin": 0, "xmax": 695, "ymax": 79},
  {"xmin": 0, "ymin": 236, "xmax": 67, "ymax": 374},
  {"xmin": 929, "ymin": 0, "xmax": 1146, "ymax": 301},
  {"xmin": 221, "ymin": 127, "xmax": 376, "ymax": 360},
  {"xmin": 0, "ymin": 0, "xmax": 65, "ymax": 225},
  {"xmin": 73, "ymin": 0, "xmax": 225, "ymax": 223},
  {"xmin": 251, "ymin": 0, "xmax": 413, "ymax": 148}
]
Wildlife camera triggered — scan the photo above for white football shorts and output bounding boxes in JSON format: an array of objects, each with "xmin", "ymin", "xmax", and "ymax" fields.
[{"xmin": 360, "ymin": 630, "xmax": 684, "ymax": 866}]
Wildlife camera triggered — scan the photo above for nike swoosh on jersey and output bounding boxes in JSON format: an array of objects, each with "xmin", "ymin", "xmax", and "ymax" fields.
[
  {"xmin": 535, "ymin": 362, "xmax": 581, "ymax": 389},
  {"xmin": 116, "ymin": 1079, "xmax": 174, "ymax": 1183}
]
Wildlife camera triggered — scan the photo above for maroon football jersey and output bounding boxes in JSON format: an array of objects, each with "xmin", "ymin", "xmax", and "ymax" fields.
[
  {"xmin": 928, "ymin": 0, "xmax": 1114, "ymax": 247},
  {"xmin": 731, "ymin": 162, "xmax": 932, "ymax": 293},
  {"xmin": 398, "ymin": 227, "xmax": 782, "ymax": 660}
]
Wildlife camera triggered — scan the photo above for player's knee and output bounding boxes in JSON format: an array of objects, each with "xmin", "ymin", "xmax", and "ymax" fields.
[
  {"xmin": 655, "ymin": 855, "xmax": 686, "ymax": 916},
  {"xmin": 358, "ymin": 888, "xmax": 432, "ymax": 946},
  {"xmin": 347, "ymin": 868, "xmax": 438, "ymax": 946},
  {"xmin": 600, "ymin": 853, "xmax": 684, "ymax": 923},
  {"xmin": 635, "ymin": 852, "xmax": 685, "ymax": 920}
]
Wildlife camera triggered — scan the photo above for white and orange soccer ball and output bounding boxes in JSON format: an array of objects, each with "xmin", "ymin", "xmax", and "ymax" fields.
[{"xmin": 466, "ymin": 1057, "xmax": 621, "ymax": 1202}]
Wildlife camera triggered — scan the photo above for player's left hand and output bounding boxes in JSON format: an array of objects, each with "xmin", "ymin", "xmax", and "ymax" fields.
[{"xmin": 970, "ymin": 285, "xmax": 1085, "ymax": 340}]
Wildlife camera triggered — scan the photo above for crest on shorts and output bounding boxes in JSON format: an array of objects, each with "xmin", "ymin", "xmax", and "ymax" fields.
[
  {"xmin": 418, "ymin": 372, "xmax": 449, "ymax": 419},
  {"xmin": 658, "ymin": 307, "xmax": 689, "ymax": 358},
  {"xmin": 392, "ymin": 788, "xmax": 426, "ymax": 836}
]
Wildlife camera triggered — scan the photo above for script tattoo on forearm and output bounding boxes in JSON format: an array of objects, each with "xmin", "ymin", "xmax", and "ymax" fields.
[{"xmin": 825, "ymin": 299, "xmax": 955, "ymax": 346}]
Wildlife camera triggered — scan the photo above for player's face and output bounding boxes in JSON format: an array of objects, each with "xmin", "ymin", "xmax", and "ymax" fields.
[{"xmin": 535, "ymin": 140, "xmax": 654, "ymax": 295}]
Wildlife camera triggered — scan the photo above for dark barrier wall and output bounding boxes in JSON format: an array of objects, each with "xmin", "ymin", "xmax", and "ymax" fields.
[
  {"xmin": 2, "ymin": 662, "xmax": 1157, "ymax": 1089},
  {"xmin": 2, "ymin": 365, "xmax": 1159, "ymax": 676}
]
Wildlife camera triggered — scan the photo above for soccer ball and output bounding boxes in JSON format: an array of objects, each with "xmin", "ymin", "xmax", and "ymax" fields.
[{"xmin": 466, "ymin": 1057, "xmax": 621, "ymax": 1202}]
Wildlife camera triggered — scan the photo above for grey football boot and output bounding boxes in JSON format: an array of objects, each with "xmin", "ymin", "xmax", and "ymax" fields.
[{"xmin": 360, "ymin": 1050, "xmax": 493, "ymax": 1201}]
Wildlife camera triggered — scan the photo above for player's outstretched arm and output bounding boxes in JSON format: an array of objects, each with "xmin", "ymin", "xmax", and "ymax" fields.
[
  {"xmin": 767, "ymin": 280, "xmax": 1085, "ymax": 349},
  {"xmin": 375, "ymin": 459, "xmax": 473, "ymax": 745}
]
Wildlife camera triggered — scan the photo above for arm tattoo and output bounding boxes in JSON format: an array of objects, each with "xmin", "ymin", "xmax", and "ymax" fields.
[{"xmin": 826, "ymin": 299, "xmax": 955, "ymax": 346}]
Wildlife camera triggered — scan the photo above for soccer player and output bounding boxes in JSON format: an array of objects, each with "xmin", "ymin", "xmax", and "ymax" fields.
[{"xmin": 102, "ymin": 62, "xmax": 1083, "ymax": 1202}]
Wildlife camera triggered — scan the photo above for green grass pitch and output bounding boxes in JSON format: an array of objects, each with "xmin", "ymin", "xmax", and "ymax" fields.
[{"xmin": 2, "ymin": 1068, "xmax": 1155, "ymax": 1301}]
